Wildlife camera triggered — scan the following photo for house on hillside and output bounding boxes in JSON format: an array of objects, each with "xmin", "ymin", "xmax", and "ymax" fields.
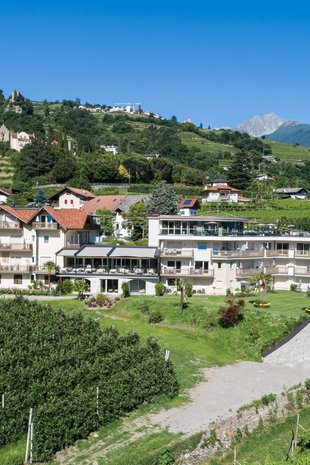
[
  {"xmin": 144, "ymin": 153, "xmax": 161, "ymax": 160},
  {"xmin": 49, "ymin": 186, "xmax": 96, "ymax": 209},
  {"xmin": 10, "ymin": 131, "xmax": 34, "ymax": 152},
  {"xmin": 100, "ymin": 145, "xmax": 118, "ymax": 155},
  {"xmin": 178, "ymin": 198, "xmax": 200, "ymax": 216},
  {"xmin": 275, "ymin": 187, "xmax": 308, "ymax": 200},
  {"xmin": 256, "ymin": 173, "xmax": 274, "ymax": 182},
  {"xmin": 82, "ymin": 194, "xmax": 149, "ymax": 239},
  {"xmin": 202, "ymin": 176, "xmax": 251, "ymax": 203},
  {"xmin": 0, "ymin": 188, "xmax": 12, "ymax": 204}
]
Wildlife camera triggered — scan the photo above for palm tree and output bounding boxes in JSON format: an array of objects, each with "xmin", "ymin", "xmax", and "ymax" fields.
[
  {"xmin": 250, "ymin": 272, "xmax": 272, "ymax": 302},
  {"xmin": 74, "ymin": 279, "xmax": 89, "ymax": 300},
  {"xmin": 177, "ymin": 278, "xmax": 187, "ymax": 312},
  {"xmin": 44, "ymin": 260, "xmax": 57, "ymax": 293}
]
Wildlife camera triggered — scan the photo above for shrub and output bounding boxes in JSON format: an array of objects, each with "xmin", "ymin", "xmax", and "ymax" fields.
[
  {"xmin": 155, "ymin": 282, "xmax": 165, "ymax": 296},
  {"xmin": 121, "ymin": 282, "xmax": 130, "ymax": 298},
  {"xmin": 148, "ymin": 309, "xmax": 164, "ymax": 324},
  {"xmin": 290, "ymin": 283, "xmax": 299, "ymax": 292},
  {"xmin": 185, "ymin": 283, "xmax": 193, "ymax": 298},
  {"xmin": 138, "ymin": 300, "xmax": 151, "ymax": 314},
  {"xmin": 218, "ymin": 297, "xmax": 245, "ymax": 327},
  {"xmin": 61, "ymin": 279, "xmax": 73, "ymax": 295}
]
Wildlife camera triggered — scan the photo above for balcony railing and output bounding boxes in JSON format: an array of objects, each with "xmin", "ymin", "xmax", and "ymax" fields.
[
  {"xmin": 161, "ymin": 267, "xmax": 214, "ymax": 277},
  {"xmin": 161, "ymin": 249, "xmax": 194, "ymax": 257},
  {"xmin": 294, "ymin": 267, "xmax": 310, "ymax": 276},
  {"xmin": 0, "ymin": 221, "xmax": 20, "ymax": 229},
  {"xmin": 0, "ymin": 265, "xmax": 33, "ymax": 273},
  {"xmin": 213, "ymin": 249, "xmax": 265, "ymax": 259},
  {"xmin": 295, "ymin": 250, "xmax": 310, "ymax": 257},
  {"xmin": 0, "ymin": 243, "xmax": 32, "ymax": 251},
  {"xmin": 236, "ymin": 268, "xmax": 262, "ymax": 277},
  {"xmin": 265, "ymin": 250, "xmax": 289, "ymax": 257},
  {"xmin": 32, "ymin": 222, "xmax": 58, "ymax": 230},
  {"xmin": 58, "ymin": 266, "xmax": 157, "ymax": 276}
]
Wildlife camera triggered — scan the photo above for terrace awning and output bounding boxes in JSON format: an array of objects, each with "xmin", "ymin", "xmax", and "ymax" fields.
[
  {"xmin": 75, "ymin": 246, "xmax": 113, "ymax": 257},
  {"xmin": 109, "ymin": 247, "xmax": 158, "ymax": 258},
  {"xmin": 57, "ymin": 249, "xmax": 78, "ymax": 257}
]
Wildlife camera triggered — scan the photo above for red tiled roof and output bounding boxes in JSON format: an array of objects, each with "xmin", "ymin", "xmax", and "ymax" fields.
[
  {"xmin": 42, "ymin": 206, "xmax": 88, "ymax": 229},
  {"xmin": 82, "ymin": 195, "xmax": 127, "ymax": 214},
  {"xmin": 49, "ymin": 186, "xmax": 96, "ymax": 200},
  {"xmin": 203, "ymin": 185, "xmax": 240, "ymax": 192},
  {"xmin": 0, "ymin": 205, "xmax": 38, "ymax": 222},
  {"xmin": 178, "ymin": 198, "xmax": 200, "ymax": 208}
]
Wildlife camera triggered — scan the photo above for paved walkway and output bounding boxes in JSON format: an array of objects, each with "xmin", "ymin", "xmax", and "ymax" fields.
[
  {"xmin": 1, "ymin": 294, "xmax": 75, "ymax": 301},
  {"xmin": 146, "ymin": 321, "xmax": 310, "ymax": 435}
]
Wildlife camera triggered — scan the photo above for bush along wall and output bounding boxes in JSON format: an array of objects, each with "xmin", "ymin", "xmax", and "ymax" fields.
[{"xmin": 0, "ymin": 298, "xmax": 179, "ymax": 461}]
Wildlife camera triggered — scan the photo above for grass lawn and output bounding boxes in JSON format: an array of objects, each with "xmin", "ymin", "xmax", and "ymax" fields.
[
  {"xmin": 0, "ymin": 437, "xmax": 26, "ymax": 465},
  {"xmin": 207, "ymin": 407, "xmax": 310, "ymax": 465}
]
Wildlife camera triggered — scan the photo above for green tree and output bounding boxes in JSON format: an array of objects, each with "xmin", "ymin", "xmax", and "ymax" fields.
[
  {"xmin": 147, "ymin": 181, "xmax": 178, "ymax": 215},
  {"xmin": 74, "ymin": 279, "xmax": 89, "ymax": 299},
  {"xmin": 229, "ymin": 153, "xmax": 255, "ymax": 190},
  {"xmin": 44, "ymin": 260, "xmax": 57, "ymax": 292},
  {"xmin": 123, "ymin": 201, "xmax": 147, "ymax": 241},
  {"xmin": 97, "ymin": 208, "xmax": 115, "ymax": 237},
  {"xmin": 34, "ymin": 188, "xmax": 48, "ymax": 207},
  {"xmin": 14, "ymin": 137, "xmax": 56, "ymax": 181}
]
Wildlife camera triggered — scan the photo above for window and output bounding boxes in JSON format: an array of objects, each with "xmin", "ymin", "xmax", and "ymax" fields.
[
  {"xmin": 70, "ymin": 199, "xmax": 74, "ymax": 204},
  {"xmin": 14, "ymin": 274, "xmax": 23, "ymax": 285},
  {"xmin": 167, "ymin": 278, "xmax": 176, "ymax": 286},
  {"xmin": 44, "ymin": 236, "xmax": 49, "ymax": 244},
  {"xmin": 218, "ymin": 263, "xmax": 222, "ymax": 269},
  {"xmin": 44, "ymin": 275, "xmax": 49, "ymax": 285},
  {"xmin": 32, "ymin": 235, "xmax": 35, "ymax": 242}
]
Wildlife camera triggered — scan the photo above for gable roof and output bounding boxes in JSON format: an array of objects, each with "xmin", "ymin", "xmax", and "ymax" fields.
[
  {"xmin": 202, "ymin": 185, "xmax": 240, "ymax": 193},
  {"xmin": 178, "ymin": 198, "xmax": 200, "ymax": 209},
  {"xmin": 27, "ymin": 205, "xmax": 89, "ymax": 230},
  {"xmin": 0, "ymin": 205, "xmax": 38, "ymax": 222},
  {"xmin": 82, "ymin": 195, "xmax": 126, "ymax": 214},
  {"xmin": 275, "ymin": 188, "xmax": 308, "ymax": 195},
  {"xmin": 49, "ymin": 186, "xmax": 96, "ymax": 201},
  {"xmin": 0, "ymin": 188, "xmax": 12, "ymax": 196}
]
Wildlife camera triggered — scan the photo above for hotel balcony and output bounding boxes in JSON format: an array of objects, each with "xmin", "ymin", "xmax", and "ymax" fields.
[
  {"xmin": 0, "ymin": 243, "xmax": 32, "ymax": 252},
  {"xmin": 265, "ymin": 250, "xmax": 289, "ymax": 257},
  {"xmin": 212, "ymin": 249, "xmax": 265, "ymax": 260},
  {"xmin": 161, "ymin": 267, "xmax": 214, "ymax": 277},
  {"xmin": 0, "ymin": 265, "xmax": 33, "ymax": 273},
  {"xmin": 161, "ymin": 248, "xmax": 194, "ymax": 258},
  {"xmin": 0, "ymin": 221, "xmax": 21, "ymax": 229},
  {"xmin": 32, "ymin": 222, "xmax": 58, "ymax": 230}
]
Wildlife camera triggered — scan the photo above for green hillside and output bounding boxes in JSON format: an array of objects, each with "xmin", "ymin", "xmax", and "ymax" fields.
[
  {"xmin": 264, "ymin": 140, "xmax": 310, "ymax": 161},
  {"xmin": 266, "ymin": 123, "xmax": 310, "ymax": 148}
]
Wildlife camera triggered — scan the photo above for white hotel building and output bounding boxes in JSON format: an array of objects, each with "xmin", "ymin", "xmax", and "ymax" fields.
[{"xmin": 148, "ymin": 215, "xmax": 310, "ymax": 294}]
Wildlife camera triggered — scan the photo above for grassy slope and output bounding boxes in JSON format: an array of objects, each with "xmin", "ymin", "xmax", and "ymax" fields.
[
  {"xmin": 263, "ymin": 140, "xmax": 310, "ymax": 162},
  {"xmin": 201, "ymin": 199, "xmax": 310, "ymax": 222},
  {"xmin": 207, "ymin": 407, "xmax": 310, "ymax": 465}
]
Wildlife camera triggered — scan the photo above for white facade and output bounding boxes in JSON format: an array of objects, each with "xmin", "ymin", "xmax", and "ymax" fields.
[
  {"xmin": 10, "ymin": 131, "xmax": 33, "ymax": 152},
  {"xmin": 148, "ymin": 216, "xmax": 310, "ymax": 295},
  {"xmin": 0, "ymin": 206, "xmax": 98, "ymax": 290}
]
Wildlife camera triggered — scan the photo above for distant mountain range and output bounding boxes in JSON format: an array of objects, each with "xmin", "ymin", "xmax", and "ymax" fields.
[
  {"xmin": 236, "ymin": 112, "xmax": 310, "ymax": 148},
  {"xmin": 236, "ymin": 112, "xmax": 292, "ymax": 137}
]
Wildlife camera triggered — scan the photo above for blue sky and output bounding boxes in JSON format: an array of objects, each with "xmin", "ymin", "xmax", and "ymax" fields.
[{"xmin": 1, "ymin": 0, "xmax": 310, "ymax": 127}]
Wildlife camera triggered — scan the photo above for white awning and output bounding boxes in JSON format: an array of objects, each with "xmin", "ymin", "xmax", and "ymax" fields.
[
  {"xmin": 57, "ymin": 249, "xmax": 78, "ymax": 257},
  {"xmin": 75, "ymin": 246, "xmax": 113, "ymax": 257},
  {"xmin": 109, "ymin": 247, "xmax": 158, "ymax": 258}
]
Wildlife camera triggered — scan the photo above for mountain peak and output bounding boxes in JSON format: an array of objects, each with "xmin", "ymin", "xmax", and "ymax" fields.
[{"xmin": 236, "ymin": 112, "xmax": 289, "ymax": 137}]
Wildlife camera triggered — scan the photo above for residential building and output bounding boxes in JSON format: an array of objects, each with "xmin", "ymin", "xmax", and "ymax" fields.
[
  {"xmin": 0, "ymin": 204, "xmax": 99, "ymax": 290},
  {"xmin": 148, "ymin": 215, "xmax": 310, "ymax": 294},
  {"xmin": 82, "ymin": 194, "xmax": 148, "ymax": 239},
  {"xmin": 10, "ymin": 131, "xmax": 34, "ymax": 152},
  {"xmin": 0, "ymin": 188, "xmax": 12, "ymax": 204},
  {"xmin": 100, "ymin": 145, "xmax": 118, "ymax": 155},
  {"xmin": 56, "ymin": 245, "xmax": 159, "ymax": 295},
  {"xmin": 256, "ymin": 173, "xmax": 274, "ymax": 182},
  {"xmin": 49, "ymin": 186, "xmax": 96, "ymax": 209},
  {"xmin": 178, "ymin": 198, "xmax": 200, "ymax": 216},
  {"xmin": 202, "ymin": 177, "xmax": 251, "ymax": 203},
  {"xmin": 275, "ymin": 188, "xmax": 308, "ymax": 200}
]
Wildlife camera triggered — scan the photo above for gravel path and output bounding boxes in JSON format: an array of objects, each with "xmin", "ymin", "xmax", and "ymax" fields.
[{"xmin": 147, "ymin": 321, "xmax": 310, "ymax": 435}]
